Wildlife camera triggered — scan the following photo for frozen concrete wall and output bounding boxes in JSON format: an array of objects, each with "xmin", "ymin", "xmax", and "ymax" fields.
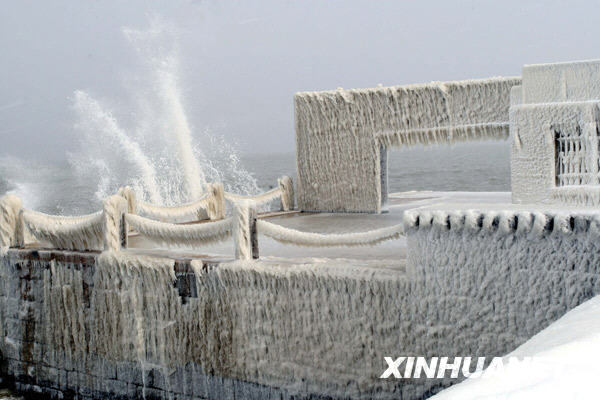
[
  {"xmin": 295, "ymin": 77, "xmax": 520, "ymax": 213},
  {"xmin": 404, "ymin": 208, "xmax": 600, "ymax": 348},
  {"xmin": 511, "ymin": 59, "xmax": 600, "ymax": 206},
  {"xmin": 2, "ymin": 208, "xmax": 600, "ymax": 399}
]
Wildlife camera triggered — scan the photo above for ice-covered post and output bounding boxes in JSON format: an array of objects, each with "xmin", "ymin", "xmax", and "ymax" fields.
[
  {"xmin": 206, "ymin": 182, "xmax": 225, "ymax": 220},
  {"xmin": 0, "ymin": 195, "xmax": 24, "ymax": 252},
  {"xmin": 233, "ymin": 200, "xmax": 258, "ymax": 260},
  {"xmin": 103, "ymin": 195, "xmax": 128, "ymax": 251},
  {"xmin": 117, "ymin": 186, "xmax": 137, "ymax": 215},
  {"xmin": 278, "ymin": 175, "xmax": 295, "ymax": 211}
]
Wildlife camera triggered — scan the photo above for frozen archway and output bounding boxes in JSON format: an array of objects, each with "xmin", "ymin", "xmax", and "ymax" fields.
[{"xmin": 295, "ymin": 77, "xmax": 520, "ymax": 213}]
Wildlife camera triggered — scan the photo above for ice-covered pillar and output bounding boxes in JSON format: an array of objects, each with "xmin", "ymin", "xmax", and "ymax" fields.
[
  {"xmin": 117, "ymin": 186, "xmax": 137, "ymax": 215},
  {"xmin": 206, "ymin": 182, "xmax": 225, "ymax": 220},
  {"xmin": 103, "ymin": 195, "xmax": 128, "ymax": 251},
  {"xmin": 278, "ymin": 176, "xmax": 295, "ymax": 211},
  {"xmin": 0, "ymin": 195, "xmax": 24, "ymax": 252},
  {"xmin": 233, "ymin": 200, "xmax": 258, "ymax": 260}
]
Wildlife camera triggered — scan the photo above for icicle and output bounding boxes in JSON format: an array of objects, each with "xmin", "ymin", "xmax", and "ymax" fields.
[
  {"xmin": 432, "ymin": 211, "xmax": 450, "ymax": 230},
  {"xmin": 482, "ymin": 212, "xmax": 499, "ymax": 231},
  {"xmin": 497, "ymin": 211, "xmax": 515, "ymax": 235},
  {"xmin": 515, "ymin": 212, "xmax": 533, "ymax": 235},
  {"xmin": 448, "ymin": 211, "xmax": 466, "ymax": 232},
  {"xmin": 531, "ymin": 212, "xmax": 548, "ymax": 238},
  {"xmin": 419, "ymin": 211, "xmax": 433, "ymax": 228},
  {"xmin": 464, "ymin": 210, "xmax": 482, "ymax": 233},
  {"xmin": 552, "ymin": 213, "xmax": 573, "ymax": 235},
  {"xmin": 402, "ymin": 209, "xmax": 419, "ymax": 231}
]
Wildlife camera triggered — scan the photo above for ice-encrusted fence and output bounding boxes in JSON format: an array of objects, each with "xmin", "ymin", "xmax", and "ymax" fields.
[
  {"xmin": 10, "ymin": 182, "xmax": 600, "ymax": 261},
  {"xmin": 1, "ymin": 192, "xmax": 409, "ymax": 263},
  {"xmin": 118, "ymin": 175, "xmax": 295, "ymax": 223},
  {"xmin": 0, "ymin": 177, "xmax": 296, "ymax": 260},
  {"xmin": 0, "ymin": 194, "xmax": 127, "ymax": 254}
]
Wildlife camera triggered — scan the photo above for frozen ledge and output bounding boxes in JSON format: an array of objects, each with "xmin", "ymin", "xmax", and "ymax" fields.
[{"xmin": 402, "ymin": 208, "xmax": 600, "ymax": 237}]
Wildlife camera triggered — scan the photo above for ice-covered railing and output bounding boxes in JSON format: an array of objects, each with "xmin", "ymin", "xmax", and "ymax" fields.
[
  {"xmin": 118, "ymin": 182, "xmax": 225, "ymax": 222},
  {"xmin": 0, "ymin": 177, "xmax": 294, "ymax": 259},
  {"xmin": 224, "ymin": 176, "xmax": 295, "ymax": 210},
  {"xmin": 0, "ymin": 194, "xmax": 128, "ymax": 253},
  {"xmin": 22, "ymin": 209, "xmax": 104, "ymax": 251},
  {"xmin": 118, "ymin": 175, "xmax": 295, "ymax": 223},
  {"xmin": 124, "ymin": 214, "xmax": 233, "ymax": 248},
  {"xmin": 124, "ymin": 200, "xmax": 258, "ymax": 259},
  {"xmin": 256, "ymin": 219, "xmax": 404, "ymax": 247},
  {"xmin": 0, "ymin": 194, "xmax": 260, "ymax": 260}
]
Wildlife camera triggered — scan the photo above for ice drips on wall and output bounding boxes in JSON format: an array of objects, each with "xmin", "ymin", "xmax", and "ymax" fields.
[{"xmin": 69, "ymin": 19, "xmax": 259, "ymax": 208}]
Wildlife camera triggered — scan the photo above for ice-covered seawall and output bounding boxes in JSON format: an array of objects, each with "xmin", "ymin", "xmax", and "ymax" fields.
[
  {"xmin": 1, "ymin": 207, "xmax": 599, "ymax": 399},
  {"xmin": 295, "ymin": 77, "xmax": 520, "ymax": 213}
]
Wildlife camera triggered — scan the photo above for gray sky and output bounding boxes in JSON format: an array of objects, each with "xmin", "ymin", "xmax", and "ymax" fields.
[{"xmin": 1, "ymin": 0, "xmax": 599, "ymax": 160}]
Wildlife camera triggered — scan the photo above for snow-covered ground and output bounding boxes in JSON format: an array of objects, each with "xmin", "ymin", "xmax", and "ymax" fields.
[{"xmin": 432, "ymin": 295, "xmax": 600, "ymax": 399}]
